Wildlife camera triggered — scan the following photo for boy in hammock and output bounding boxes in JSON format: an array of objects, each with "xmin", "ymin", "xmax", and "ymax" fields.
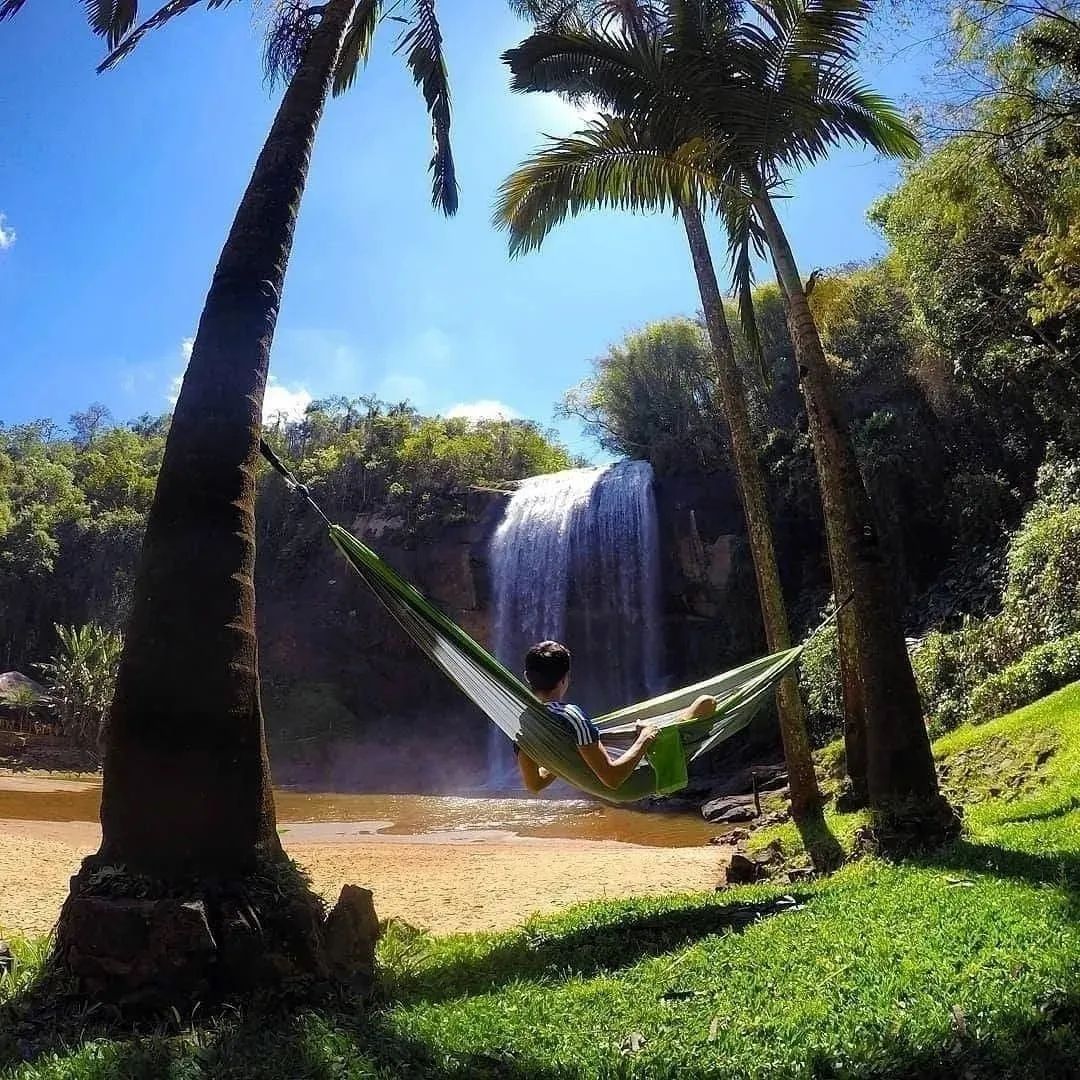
[{"xmin": 515, "ymin": 640, "xmax": 716, "ymax": 794}]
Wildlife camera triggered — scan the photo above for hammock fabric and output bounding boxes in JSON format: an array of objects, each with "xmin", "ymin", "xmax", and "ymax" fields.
[
  {"xmin": 260, "ymin": 442, "xmax": 813, "ymax": 802},
  {"xmin": 329, "ymin": 526, "xmax": 804, "ymax": 801}
]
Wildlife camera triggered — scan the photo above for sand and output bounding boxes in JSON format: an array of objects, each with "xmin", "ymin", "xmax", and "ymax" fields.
[{"xmin": 0, "ymin": 817, "xmax": 726, "ymax": 938}]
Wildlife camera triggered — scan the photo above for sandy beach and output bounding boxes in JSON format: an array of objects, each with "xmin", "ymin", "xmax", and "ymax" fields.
[{"xmin": 0, "ymin": 782, "xmax": 726, "ymax": 938}]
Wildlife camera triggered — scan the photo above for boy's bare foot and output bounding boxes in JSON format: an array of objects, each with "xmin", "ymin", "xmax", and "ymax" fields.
[{"xmin": 687, "ymin": 695, "xmax": 717, "ymax": 720}]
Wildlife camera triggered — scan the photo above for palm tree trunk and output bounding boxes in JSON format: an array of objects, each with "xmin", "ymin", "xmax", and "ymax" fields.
[
  {"xmin": 679, "ymin": 200, "xmax": 820, "ymax": 820},
  {"xmin": 92, "ymin": 0, "xmax": 356, "ymax": 876},
  {"xmin": 772, "ymin": 264, "xmax": 868, "ymax": 806},
  {"xmin": 751, "ymin": 187, "xmax": 957, "ymax": 840}
]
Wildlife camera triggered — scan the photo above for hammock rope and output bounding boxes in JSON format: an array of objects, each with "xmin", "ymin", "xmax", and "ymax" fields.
[{"xmin": 260, "ymin": 440, "xmax": 846, "ymax": 802}]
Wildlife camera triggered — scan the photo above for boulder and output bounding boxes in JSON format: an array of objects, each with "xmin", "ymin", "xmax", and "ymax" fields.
[
  {"xmin": 708, "ymin": 828, "xmax": 749, "ymax": 845},
  {"xmin": 724, "ymin": 853, "xmax": 763, "ymax": 885},
  {"xmin": 321, "ymin": 885, "xmax": 380, "ymax": 992},
  {"xmin": 702, "ymin": 795, "xmax": 757, "ymax": 824},
  {"xmin": 707, "ymin": 764, "xmax": 788, "ymax": 799}
]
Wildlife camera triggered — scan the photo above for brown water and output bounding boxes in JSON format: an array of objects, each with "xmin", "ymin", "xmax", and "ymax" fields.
[{"xmin": 0, "ymin": 776, "xmax": 717, "ymax": 848}]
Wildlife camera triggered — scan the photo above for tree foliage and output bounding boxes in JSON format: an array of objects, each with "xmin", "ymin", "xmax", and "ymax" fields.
[
  {"xmin": 560, "ymin": 319, "xmax": 728, "ymax": 473},
  {"xmin": 0, "ymin": 401, "xmax": 572, "ymax": 675},
  {"xmin": 38, "ymin": 623, "xmax": 124, "ymax": 753}
]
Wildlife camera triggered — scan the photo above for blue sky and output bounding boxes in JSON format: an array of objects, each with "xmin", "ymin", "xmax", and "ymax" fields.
[{"xmin": 0, "ymin": 2, "xmax": 937, "ymax": 459}]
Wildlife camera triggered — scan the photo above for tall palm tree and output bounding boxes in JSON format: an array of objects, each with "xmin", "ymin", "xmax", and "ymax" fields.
[
  {"xmin": 3, "ymin": 0, "xmax": 456, "ymax": 996},
  {"xmin": 496, "ymin": 112, "xmax": 822, "ymax": 821},
  {"xmin": 500, "ymin": 0, "xmax": 959, "ymax": 843}
]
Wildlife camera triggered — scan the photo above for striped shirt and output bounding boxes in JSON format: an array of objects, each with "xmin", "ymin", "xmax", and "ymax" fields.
[{"xmin": 546, "ymin": 701, "xmax": 600, "ymax": 747}]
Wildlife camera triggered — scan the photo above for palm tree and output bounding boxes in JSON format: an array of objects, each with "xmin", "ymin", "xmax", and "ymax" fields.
[
  {"xmin": 38, "ymin": 623, "xmax": 123, "ymax": 753},
  {"xmin": 3, "ymin": 0, "xmax": 456, "ymax": 997},
  {"xmin": 497, "ymin": 112, "xmax": 822, "ymax": 821},
  {"xmin": 500, "ymin": 0, "xmax": 959, "ymax": 843}
]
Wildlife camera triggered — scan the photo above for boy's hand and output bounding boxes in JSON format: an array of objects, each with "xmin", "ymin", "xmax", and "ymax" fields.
[{"xmin": 634, "ymin": 723, "xmax": 659, "ymax": 747}]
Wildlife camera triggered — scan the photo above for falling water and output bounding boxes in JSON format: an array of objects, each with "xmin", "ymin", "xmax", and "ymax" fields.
[{"xmin": 486, "ymin": 461, "xmax": 664, "ymax": 788}]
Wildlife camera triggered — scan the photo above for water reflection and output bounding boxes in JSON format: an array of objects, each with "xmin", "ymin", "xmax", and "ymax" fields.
[{"xmin": 0, "ymin": 778, "xmax": 717, "ymax": 848}]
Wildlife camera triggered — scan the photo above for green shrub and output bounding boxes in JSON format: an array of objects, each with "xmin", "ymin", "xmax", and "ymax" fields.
[
  {"xmin": 910, "ymin": 471, "xmax": 1080, "ymax": 733},
  {"xmin": 1032, "ymin": 443, "xmax": 1080, "ymax": 510},
  {"xmin": 1001, "ymin": 502, "xmax": 1080, "ymax": 648},
  {"xmin": 911, "ymin": 616, "xmax": 1014, "ymax": 734},
  {"xmin": 798, "ymin": 623, "xmax": 844, "ymax": 746},
  {"xmin": 969, "ymin": 632, "xmax": 1080, "ymax": 722}
]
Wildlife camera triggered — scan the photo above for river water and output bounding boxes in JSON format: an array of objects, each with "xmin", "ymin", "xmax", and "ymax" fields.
[{"xmin": 0, "ymin": 777, "xmax": 717, "ymax": 848}]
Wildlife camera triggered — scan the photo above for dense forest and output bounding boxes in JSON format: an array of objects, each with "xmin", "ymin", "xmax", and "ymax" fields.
[{"xmin": 0, "ymin": 407, "xmax": 572, "ymax": 671}]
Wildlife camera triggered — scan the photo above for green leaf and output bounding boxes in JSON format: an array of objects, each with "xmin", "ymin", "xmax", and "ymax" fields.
[{"xmin": 395, "ymin": 0, "xmax": 457, "ymax": 215}]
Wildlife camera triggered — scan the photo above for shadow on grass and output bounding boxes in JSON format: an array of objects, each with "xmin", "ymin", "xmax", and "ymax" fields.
[
  {"xmin": 923, "ymin": 839, "xmax": 1080, "ymax": 901},
  {"xmin": 838, "ymin": 988, "xmax": 1080, "ymax": 1080},
  {"xmin": 794, "ymin": 808, "xmax": 845, "ymax": 873},
  {"xmin": 998, "ymin": 796, "xmax": 1080, "ymax": 826},
  {"xmin": 0, "ymin": 893, "xmax": 808, "ymax": 1075},
  {"xmin": 0, "ymin": 988, "xmax": 581, "ymax": 1079},
  {"xmin": 4, "ymin": 965, "xmax": 1080, "ymax": 1080},
  {"xmin": 386, "ymin": 892, "xmax": 810, "ymax": 1007}
]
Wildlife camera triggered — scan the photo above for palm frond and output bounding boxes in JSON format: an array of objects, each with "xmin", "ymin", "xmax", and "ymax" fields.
[
  {"xmin": 84, "ymin": 0, "xmax": 139, "ymax": 46},
  {"xmin": 757, "ymin": 67, "xmax": 920, "ymax": 167},
  {"xmin": 395, "ymin": 0, "xmax": 457, "ymax": 214},
  {"xmin": 494, "ymin": 116, "xmax": 720, "ymax": 255},
  {"xmin": 264, "ymin": 0, "xmax": 324, "ymax": 85},
  {"xmin": 0, "ymin": 0, "xmax": 31, "ymax": 19},
  {"xmin": 808, "ymin": 75, "xmax": 920, "ymax": 157},
  {"xmin": 666, "ymin": 0, "xmax": 741, "ymax": 56},
  {"xmin": 507, "ymin": 0, "xmax": 583, "ymax": 29},
  {"xmin": 720, "ymin": 183, "xmax": 768, "ymax": 373},
  {"xmin": 503, "ymin": 27, "xmax": 666, "ymax": 119},
  {"xmin": 332, "ymin": 0, "xmax": 381, "ymax": 95},
  {"xmin": 745, "ymin": 0, "xmax": 869, "ymax": 86},
  {"xmin": 509, "ymin": 0, "xmax": 666, "ymax": 34},
  {"xmin": 97, "ymin": 0, "xmax": 236, "ymax": 71}
]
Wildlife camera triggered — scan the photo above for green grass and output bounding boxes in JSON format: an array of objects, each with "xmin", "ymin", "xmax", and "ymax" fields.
[{"xmin": 3, "ymin": 684, "xmax": 1080, "ymax": 1078}]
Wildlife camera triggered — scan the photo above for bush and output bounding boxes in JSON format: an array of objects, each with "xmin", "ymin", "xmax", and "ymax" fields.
[
  {"xmin": 909, "ymin": 469, "xmax": 1080, "ymax": 733},
  {"xmin": 798, "ymin": 623, "xmax": 844, "ymax": 746},
  {"xmin": 1001, "ymin": 502, "xmax": 1080, "ymax": 648},
  {"xmin": 910, "ymin": 617, "xmax": 1014, "ymax": 734},
  {"xmin": 1033, "ymin": 445, "xmax": 1080, "ymax": 510},
  {"xmin": 969, "ymin": 632, "xmax": 1080, "ymax": 722}
]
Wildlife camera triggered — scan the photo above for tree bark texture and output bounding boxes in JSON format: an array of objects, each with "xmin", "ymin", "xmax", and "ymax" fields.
[
  {"xmin": 752, "ymin": 187, "xmax": 949, "ymax": 815},
  {"xmin": 679, "ymin": 200, "xmax": 821, "ymax": 819},
  {"xmin": 96, "ymin": 0, "xmax": 358, "ymax": 876}
]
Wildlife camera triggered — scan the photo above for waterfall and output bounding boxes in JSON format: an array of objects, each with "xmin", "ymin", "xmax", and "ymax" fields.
[{"xmin": 487, "ymin": 461, "xmax": 663, "ymax": 789}]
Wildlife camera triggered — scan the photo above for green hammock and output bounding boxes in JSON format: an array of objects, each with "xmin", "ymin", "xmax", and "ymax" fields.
[{"xmin": 262, "ymin": 442, "xmax": 818, "ymax": 802}]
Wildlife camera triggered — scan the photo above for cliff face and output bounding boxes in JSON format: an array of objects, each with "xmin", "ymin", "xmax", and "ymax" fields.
[
  {"xmin": 256, "ymin": 490, "xmax": 507, "ymax": 792},
  {"xmin": 256, "ymin": 472, "xmax": 795, "ymax": 791}
]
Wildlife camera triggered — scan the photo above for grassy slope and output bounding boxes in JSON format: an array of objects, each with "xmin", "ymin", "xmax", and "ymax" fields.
[{"xmin": 3, "ymin": 684, "xmax": 1080, "ymax": 1079}]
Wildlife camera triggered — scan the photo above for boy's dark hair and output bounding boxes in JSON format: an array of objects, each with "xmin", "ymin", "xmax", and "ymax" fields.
[{"xmin": 524, "ymin": 640, "xmax": 571, "ymax": 693}]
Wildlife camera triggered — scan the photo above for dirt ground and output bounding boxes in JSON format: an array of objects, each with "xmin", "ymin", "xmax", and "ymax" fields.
[{"xmin": 0, "ymin": 814, "xmax": 726, "ymax": 938}]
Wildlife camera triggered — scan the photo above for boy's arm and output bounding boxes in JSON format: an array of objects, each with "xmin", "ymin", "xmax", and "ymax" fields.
[
  {"xmin": 516, "ymin": 749, "xmax": 558, "ymax": 794},
  {"xmin": 577, "ymin": 724, "xmax": 658, "ymax": 790}
]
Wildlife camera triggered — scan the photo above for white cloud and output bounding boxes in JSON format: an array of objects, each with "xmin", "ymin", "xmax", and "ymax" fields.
[
  {"xmin": 0, "ymin": 213, "xmax": 16, "ymax": 251},
  {"xmin": 445, "ymin": 399, "xmax": 520, "ymax": 422},
  {"xmin": 166, "ymin": 337, "xmax": 193, "ymax": 404},
  {"xmin": 262, "ymin": 378, "xmax": 312, "ymax": 423},
  {"xmin": 166, "ymin": 335, "xmax": 311, "ymax": 424}
]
